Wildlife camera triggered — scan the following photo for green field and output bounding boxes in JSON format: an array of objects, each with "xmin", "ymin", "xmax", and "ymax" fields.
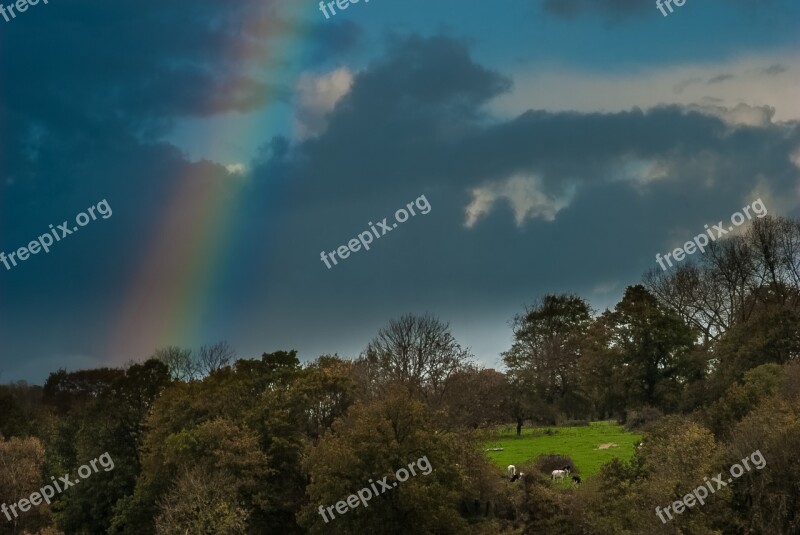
[{"xmin": 484, "ymin": 421, "xmax": 642, "ymax": 480}]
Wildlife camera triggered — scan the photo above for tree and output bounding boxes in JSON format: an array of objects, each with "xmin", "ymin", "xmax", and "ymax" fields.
[
  {"xmin": 0, "ymin": 386, "xmax": 26, "ymax": 439},
  {"xmin": 196, "ymin": 341, "xmax": 236, "ymax": 377},
  {"xmin": 362, "ymin": 314, "xmax": 472, "ymax": 404},
  {"xmin": 299, "ymin": 385, "xmax": 491, "ymax": 535},
  {"xmin": 154, "ymin": 346, "xmax": 197, "ymax": 382},
  {"xmin": 701, "ymin": 363, "xmax": 785, "ymax": 438},
  {"xmin": 502, "ymin": 294, "xmax": 593, "ymax": 428},
  {"xmin": 603, "ymin": 285, "xmax": 698, "ymax": 412},
  {"xmin": 300, "ymin": 356, "xmax": 359, "ymax": 440},
  {"xmin": 155, "ymin": 341, "xmax": 236, "ymax": 382},
  {"xmin": 155, "ymin": 468, "xmax": 249, "ymax": 535},
  {"xmin": 709, "ymin": 299, "xmax": 800, "ymax": 395},
  {"xmin": 576, "ymin": 416, "xmax": 723, "ymax": 534},
  {"xmin": 42, "ymin": 368, "xmax": 124, "ymax": 414},
  {"xmin": 0, "ymin": 437, "xmax": 52, "ymax": 535},
  {"xmin": 576, "ymin": 312, "xmax": 629, "ymax": 419},
  {"xmin": 110, "ymin": 351, "xmax": 302, "ymax": 535},
  {"xmin": 439, "ymin": 368, "xmax": 511, "ymax": 429},
  {"xmin": 726, "ymin": 395, "xmax": 800, "ymax": 534},
  {"xmin": 53, "ymin": 359, "xmax": 172, "ymax": 534},
  {"xmin": 645, "ymin": 215, "xmax": 800, "ymax": 344}
]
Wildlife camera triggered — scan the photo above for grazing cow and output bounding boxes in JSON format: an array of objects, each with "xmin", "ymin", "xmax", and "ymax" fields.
[
  {"xmin": 507, "ymin": 465, "xmax": 517, "ymax": 480},
  {"xmin": 510, "ymin": 471, "xmax": 524, "ymax": 482},
  {"xmin": 572, "ymin": 475, "xmax": 581, "ymax": 485},
  {"xmin": 551, "ymin": 467, "xmax": 570, "ymax": 481}
]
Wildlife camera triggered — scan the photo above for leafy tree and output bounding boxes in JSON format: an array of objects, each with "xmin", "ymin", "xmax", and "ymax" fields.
[
  {"xmin": 53, "ymin": 359, "xmax": 171, "ymax": 534},
  {"xmin": 701, "ymin": 363, "xmax": 785, "ymax": 438},
  {"xmin": 576, "ymin": 311, "xmax": 629, "ymax": 419},
  {"xmin": 110, "ymin": 351, "xmax": 305, "ymax": 535},
  {"xmin": 503, "ymin": 295, "xmax": 592, "ymax": 427},
  {"xmin": 709, "ymin": 301, "xmax": 800, "ymax": 395},
  {"xmin": 300, "ymin": 386, "xmax": 489, "ymax": 534},
  {"xmin": 440, "ymin": 367, "xmax": 511, "ymax": 429},
  {"xmin": 726, "ymin": 395, "xmax": 800, "ymax": 534},
  {"xmin": 577, "ymin": 416, "xmax": 723, "ymax": 534},
  {"xmin": 155, "ymin": 467, "xmax": 249, "ymax": 535},
  {"xmin": 0, "ymin": 386, "xmax": 26, "ymax": 439},
  {"xmin": 42, "ymin": 368, "xmax": 124, "ymax": 415},
  {"xmin": 0, "ymin": 437, "xmax": 53, "ymax": 535},
  {"xmin": 603, "ymin": 286, "xmax": 699, "ymax": 413},
  {"xmin": 299, "ymin": 356, "xmax": 360, "ymax": 441}
]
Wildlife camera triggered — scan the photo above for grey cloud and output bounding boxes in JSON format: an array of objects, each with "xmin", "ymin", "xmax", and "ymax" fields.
[
  {"xmin": 673, "ymin": 77, "xmax": 703, "ymax": 94},
  {"xmin": 763, "ymin": 64, "xmax": 788, "ymax": 76},
  {"xmin": 250, "ymin": 35, "xmax": 799, "ymax": 231},
  {"xmin": 239, "ymin": 36, "xmax": 800, "ymax": 341},
  {"xmin": 0, "ymin": 0, "xmax": 292, "ymax": 131},
  {"xmin": 707, "ymin": 74, "xmax": 736, "ymax": 84}
]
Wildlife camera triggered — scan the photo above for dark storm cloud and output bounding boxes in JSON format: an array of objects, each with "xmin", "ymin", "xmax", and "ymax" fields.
[
  {"xmin": 1, "ymin": 1, "xmax": 284, "ymax": 125},
  {"xmin": 234, "ymin": 35, "xmax": 800, "ymax": 367},
  {"xmin": 0, "ymin": 0, "xmax": 289, "ymax": 204},
  {"xmin": 253, "ymin": 34, "xmax": 512, "ymax": 201},
  {"xmin": 251, "ymin": 34, "xmax": 798, "ymax": 213},
  {"xmin": 0, "ymin": 0, "xmax": 287, "ymax": 380},
  {"xmin": 0, "ymin": 0, "xmax": 289, "ymax": 249}
]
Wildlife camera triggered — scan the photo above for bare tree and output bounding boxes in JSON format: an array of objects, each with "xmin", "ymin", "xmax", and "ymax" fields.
[
  {"xmin": 645, "ymin": 216, "xmax": 800, "ymax": 344},
  {"xmin": 154, "ymin": 342, "xmax": 235, "ymax": 381},
  {"xmin": 362, "ymin": 313, "xmax": 472, "ymax": 403},
  {"xmin": 749, "ymin": 216, "xmax": 800, "ymax": 308},
  {"xmin": 154, "ymin": 346, "xmax": 198, "ymax": 382},
  {"xmin": 197, "ymin": 341, "xmax": 236, "ymax": 377}
]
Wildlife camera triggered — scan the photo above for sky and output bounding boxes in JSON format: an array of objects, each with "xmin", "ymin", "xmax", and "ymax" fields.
[{"xmin": 1, "ymin": 0, "xmax": 798, "ymax": 383}]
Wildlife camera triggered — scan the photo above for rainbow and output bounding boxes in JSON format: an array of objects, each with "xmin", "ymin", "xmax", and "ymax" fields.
[{"xmin": 106, "ymin": 2, "xmax": 316, "ymax": 361}]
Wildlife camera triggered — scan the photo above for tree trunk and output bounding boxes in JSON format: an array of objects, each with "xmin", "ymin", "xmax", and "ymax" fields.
[{"xmin": 516, "ymin": 417, "xmax": 523, "ymax": 436}]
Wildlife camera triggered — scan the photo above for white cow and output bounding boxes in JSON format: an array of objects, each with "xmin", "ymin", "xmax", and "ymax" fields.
[
  {"xmin": 507, "ymin": 465, "xmax": 517, "ymax": 480},
  {"xmin": 551, "ymin": 468, "xmax": 570, "ymax": 481}
]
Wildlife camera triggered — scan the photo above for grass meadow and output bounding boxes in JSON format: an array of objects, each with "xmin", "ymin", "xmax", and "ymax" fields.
[{"xmin": 484, "ymin": 421, "xmax": 642, "ymax": 482}]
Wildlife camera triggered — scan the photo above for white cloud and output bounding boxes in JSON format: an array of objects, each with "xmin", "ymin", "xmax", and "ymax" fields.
[
  {"xmin": 612, "ymin": 158, "xmax": 669, "ymax": 188},
  {"xmin": 465, "ymin": 173, "xmax": 573, "ymax": 228},
  {"xmin": 293, "ymin": 68, "xmax": 354, "ymax": 140},
  {"xmin": 225, "ymin": 163, "xmax": 247, "ymax": 175},
  {"xmin": 491, "ymin": 52, "xmax": 800, "ymax": 122},
  {"xmin": 686, "ymin": 102, "xmax": 776, "ymax": 127}
]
